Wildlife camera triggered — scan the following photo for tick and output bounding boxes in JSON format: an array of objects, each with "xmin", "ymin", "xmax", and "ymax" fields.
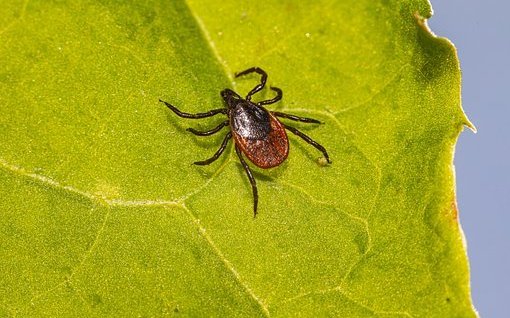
[{"xmin": 160, "ymin": 67, "xmax": 331, "ymax": 217}]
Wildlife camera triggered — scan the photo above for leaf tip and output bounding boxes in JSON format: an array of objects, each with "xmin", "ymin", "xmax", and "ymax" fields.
[{"xmin": 464, "ymin": 119, "xmax": 477, "ymax": 133}]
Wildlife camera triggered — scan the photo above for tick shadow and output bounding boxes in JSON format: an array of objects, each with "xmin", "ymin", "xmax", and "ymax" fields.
[
  {"xmin": 182, "ymin": 150, "xmax": 231, "ymax": 182},
  {"xmin": 234, "ymin": 158, "xmax": 290, "ymax": 184},
  {"xmin": 289, "ymin": 135, "xmax": 329, "ymax": 165},
  {"xmin": 283, "ymin": 121, "xmax": 331, "ymax": 166},
  {"xmin": 234, "ymin": 163, "xmax": 273, "ymax": 185}
]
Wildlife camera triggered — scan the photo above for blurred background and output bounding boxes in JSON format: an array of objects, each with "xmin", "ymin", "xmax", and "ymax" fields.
[{"xmin": 429, "ymin": 0, "xmax": 510, "ymax": 317}]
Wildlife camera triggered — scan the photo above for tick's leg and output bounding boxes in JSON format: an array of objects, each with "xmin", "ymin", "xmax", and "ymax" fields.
[
  {"xmin": 258, "ymin": 87, "xmax": 283, "ymax": 105},
  {"xmin": 194, "ymin": 132, "xmax": 232, "ymax": 165},
  {"xmin": 272, "ymin": 111, "xmax": 322, "ymax": 124},
  {"xmin": 221, "ymin": 88, "xmax": 242, "ymax": 99},
  {"xmin": 160, "ymin": 99, "xmax": 226, "ymax": 118},
  {"xmin": 187, "ymin": 120, "xmax": 229, "ymax": 136},
  {"xmin": 282, "ymin": 124, "xmax": 331, "ymax": 163},
  {"xmin": 235, "ymin": 145, "xmax": 258, "ymax": 217},
  {"xmin": 235, "ymin": 67, "xmax": 267, "ymax": 101}
]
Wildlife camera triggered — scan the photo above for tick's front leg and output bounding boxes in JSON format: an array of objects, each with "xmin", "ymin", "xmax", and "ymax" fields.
[{"xmin": 160, "ymin": 99, "xmax": 226, "ymax": 118}]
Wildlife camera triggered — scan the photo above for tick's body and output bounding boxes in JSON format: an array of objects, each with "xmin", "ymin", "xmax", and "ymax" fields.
[
  {"xmin": 229, "ymin": 100, "xmax": 289, "ymax": 168},
  {"xmin": 160, "ymin": 67, "xmax": 330, "ymax": 216}
]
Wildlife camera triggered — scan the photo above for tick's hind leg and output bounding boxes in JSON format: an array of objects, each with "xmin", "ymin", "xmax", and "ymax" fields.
[
  {"xmin": 272, "ymin": 111, "xmax": 322, "ymax": 124},
  {"xmin": 187, "ymin": 120, "xmax": 229, "ymax": 136},
  {"xmin": 194, "ymin": 132, "xmax": 232, "ymax": 165},
  {"xmin": 283, "ymin": 124, "xmax": 331, "ymax": 163},
  {"xmin": 235, "ymin": 145, "xmax": 258, "ymax": 217},
  {"xmin": 235, "ymin": 67, "xmax": 267, "ymax": 101},
  {"xmin": 159, "ymin": 99, "xmax": 226, "ymax": 118}
]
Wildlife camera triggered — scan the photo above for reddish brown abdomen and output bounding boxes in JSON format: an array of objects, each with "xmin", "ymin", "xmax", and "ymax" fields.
[{"xmin": 233, "ymin": 113, "xmax": 289, "ymax": 169}]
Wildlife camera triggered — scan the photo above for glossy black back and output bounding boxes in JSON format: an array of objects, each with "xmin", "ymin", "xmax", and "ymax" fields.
[{"xmin": 230, "ymin": 101, "xmax": 271, "ymax": 140}]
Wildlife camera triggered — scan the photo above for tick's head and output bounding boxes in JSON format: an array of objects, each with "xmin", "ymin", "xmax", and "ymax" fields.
[{"xmin": 221, "ymin": 89, "xmax": 242, "ymax": 109}]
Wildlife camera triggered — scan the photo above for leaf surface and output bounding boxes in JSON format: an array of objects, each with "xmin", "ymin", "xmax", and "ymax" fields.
[{"xmin": 0, "ymin": 0, "xmax": 476, "ymax": 316}]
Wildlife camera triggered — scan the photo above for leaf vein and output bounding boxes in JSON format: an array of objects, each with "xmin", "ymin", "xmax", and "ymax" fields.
[
  {"xmin": 27, "ymin": 208, "xmax": 111, "ymax": 307},
  {"xmin": 279, "ymin": 180, "xmax": 372, "ymax": 243},
  {"xmin": 0, "ymin": 0, "xmax": 29, "ymax": 37},
  {"xmin": 338, "ymin": 175, "xmax": 381, "ymax": 285},
  {"xmin": 179, "ymin": 155, "xmax": 233, "ymax": 203},
  {"xmin": 333, "ymin": 63, "xmax": 411, "ymax": 114},
  {"xmin": 181, "ymin": 203, "xmax": 270, "ymax": 317},
  {"xmin": 0, "ymin": 158, "xmax": 103, "ymax": 205},
  {"xmin": 283, "ymin": 286, "xmax": 414, "ymax": 317},
  {"xmin": 183, "ymin": 0, "xmax": 234, "ymax": 82},
  {"xmin": 0, "ymin": 158, "xmax": 184, "ymax": 208}
]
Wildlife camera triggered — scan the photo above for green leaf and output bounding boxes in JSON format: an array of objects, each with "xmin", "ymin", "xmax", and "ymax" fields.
[{"xmin": 0, "ymin": 0, "xmax": 476, "ymax": 317}]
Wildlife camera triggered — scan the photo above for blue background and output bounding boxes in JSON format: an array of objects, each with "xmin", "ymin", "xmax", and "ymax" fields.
[{"xmin": 429, "ymin": 0, "xmax": 510, "ymax": 317}]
